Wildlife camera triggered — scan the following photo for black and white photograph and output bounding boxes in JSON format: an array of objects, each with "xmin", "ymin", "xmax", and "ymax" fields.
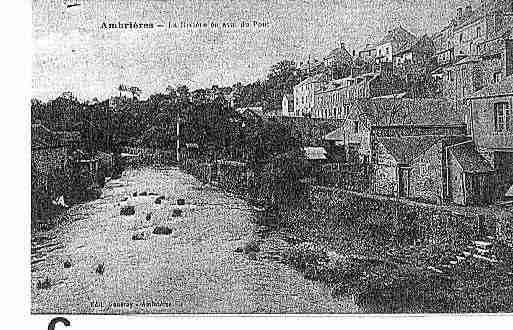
[{"xmin": 29, "ymin": 0, "xmax": 513, "ymax": 317}]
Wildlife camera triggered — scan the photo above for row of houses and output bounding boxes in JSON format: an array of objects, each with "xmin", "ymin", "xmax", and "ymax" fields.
[
  {"xmin": 280, "ymin": 1, "xmax": 513, "ymax": 207},
  {"xmin": 319, "ymin": 79, "xmax": 513, "ymax": 206}
]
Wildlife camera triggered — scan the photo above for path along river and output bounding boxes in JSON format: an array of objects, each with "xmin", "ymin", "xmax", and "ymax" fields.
[{"xmin": 31, "ymin": 166, "xmax": 358, "ymax": 314}]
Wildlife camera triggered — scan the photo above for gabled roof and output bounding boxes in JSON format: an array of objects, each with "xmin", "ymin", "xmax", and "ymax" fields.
[
  {"xmin": 378, "ymin": 26, "xmax": 417, "ymax": 51},
  {"xmin": 453, "ymin": 55, "xmax": 480, "ymax": 66},
  {"xmin": 448, "ymin": 142, "xmax": 494, "ymax": 173},
  {"xmin": 325, "ymin": 44, "xmax": 353, "ymax": 63},
  {"xmin": 324, "ymin": 127, "xmax": 345, "ymax": 141},
  {"xmin": 376, "ymin": 136, "xmax": 443, "ymax": 164},
  {"xmin": 350, "ymin": 98, "xmax": 466, "ymax": 127},
  {"xmin": 469, "ymin": 75, "xmax": 513, "ymax": 99}
]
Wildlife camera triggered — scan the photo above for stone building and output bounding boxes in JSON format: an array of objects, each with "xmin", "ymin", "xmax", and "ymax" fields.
[
  {"xmin": 373, "ymin": 136, "xmax": 494, "ymax": 206},
  {"xmin": 324, "ymin": 96, "xmax": 467, "ymax": 177},
  {"xmin": 293, "ymin": 73, "xmax": 327, "ymax": 117},
  {"xmin": 375, "ymin": 26, "xmax": 418, "ymax": 65},
  {"xmin": 469, "ymin": 74, "xmax": 513, "ymax": 200},
  {"xmin": 323, "ymin": 42, "xmax": 354, "ymax": 80},
  {"xmin": 313, "ymin": 74, "xmax": 377, "ymax": 119}
]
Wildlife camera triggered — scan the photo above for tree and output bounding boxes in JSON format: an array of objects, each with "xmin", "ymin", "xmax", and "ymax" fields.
[
  {"xmin": 118, "ymin": 84, "xmax": 128, "ymax": 97},
  {"xmin": 128, "ymin": 86, "xmax": 142, "ymax": 100}
]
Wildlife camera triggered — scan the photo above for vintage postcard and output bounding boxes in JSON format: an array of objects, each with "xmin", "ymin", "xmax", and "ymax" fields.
[{"xmin": 31, "ymin": 0, "xmax": 513, "ymax": 317}]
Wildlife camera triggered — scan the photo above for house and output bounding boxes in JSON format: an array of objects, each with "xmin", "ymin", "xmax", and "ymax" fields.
[
  {"xmin": 441, "ymin": 55, "xmax": 482, "ymax": 111},
  {"xmin": 452, "ymin": 4, "xmax": 487, "ymax": 57},
  {"xmin": 375, "ymin": 26, "xmax": 418, "ymax": 65},
  {"xmin": 342, "ymin": 97, "xmax": 468, "ymax": 162},
  {"xmin": 432, "ymin": 24, "xmax": 455, "ymax": 66},
  {"xmin": 469, "ymin": 74, "xmax": 513, "ymax": 200},
  {"xmin": 446, "ymin": 141, "xmax": 495, "ymax": 206},
  {"xmin": 281, "ymin": 94, "xmax": 294, "ymax": 117},
  {"xmin": 358, "ymin": 43, "xmax": 377, "ymax": 62},
  {"xmin": 436, "ymin": 1, "xmax": 513, "ymax": 106},
  {"xmin": 313, "ymin": 74, "xmax": 378, "ymax": 119},
  {"xmin": 293, "ymin": 74, "xmax": 327, "ymax": 117},
  {"xmin": 394, "ymin": 34, "xmax": 435, "ymax": 68},
  {"xmin": 373, "ymin": 135, "xmax": 494, "ymax": 206},
  {"xmin": 298, "ymin": 58, "xmax": 325, "ymax": 77},
  {"xmin": 323, "ymin": 42, "xmax": 354, "ymax": 80}
]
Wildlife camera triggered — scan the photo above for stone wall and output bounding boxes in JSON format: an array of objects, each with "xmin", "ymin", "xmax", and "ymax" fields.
[{"xmin": 308, "ymin": 185, "xmax": 486, "ymax": 247}]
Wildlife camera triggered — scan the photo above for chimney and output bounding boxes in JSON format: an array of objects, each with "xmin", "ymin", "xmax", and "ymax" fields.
[{"xmin": 457, "ymin": 7, "xmax": 463, "ymax": 20}]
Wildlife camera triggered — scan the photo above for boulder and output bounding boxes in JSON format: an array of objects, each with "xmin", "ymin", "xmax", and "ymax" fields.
[
  {"xmin": 120, "ymin": 205, "xmax": 135, "ymax": 216},
  {"xmin": 139, "ymin": 191, "xmax": 148, "ymax": 196},
  {"xmin": 63, "ymin": 260, "xmax": 72, "ymax": 269},
  {"xmin": 153, "ymin": 226, "xmax": 173, "ymax": 235},
  {"xmin": 177, "ymin": 199, "xmax": 186, "ymax": 206},
  {"xmin": 132, "ymin": 192, "xmax": 138, "ymax": 197},
  {"xmin": 146, "ymin": 213, "xmax": 152, "ymax": 221},
  {"xmin": 154, "ymin": 196, "xmax": 165, "ymax": 204}
]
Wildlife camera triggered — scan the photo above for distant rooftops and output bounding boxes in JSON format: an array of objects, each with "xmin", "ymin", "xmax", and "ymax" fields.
[{"xmin": 377, "ymin": 26, "xmax": 417, "ymax": 48}]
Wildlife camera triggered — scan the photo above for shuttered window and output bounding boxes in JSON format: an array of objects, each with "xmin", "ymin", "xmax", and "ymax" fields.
[{"xmin": 494, "ymin": 102, "xmax": 511, "ymax": 133}]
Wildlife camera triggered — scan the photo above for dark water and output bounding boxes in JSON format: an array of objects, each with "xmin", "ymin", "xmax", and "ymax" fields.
[{"xmin": 31, "ymin": 166, "xmax": 358, "ymax": 314}]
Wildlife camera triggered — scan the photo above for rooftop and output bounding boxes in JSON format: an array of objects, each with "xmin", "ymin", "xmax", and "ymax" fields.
[
  {"xmin": 350, "ymin": 98, "xmax": 466, "ymax": 127},
  {"xmin": 448, "ymin": 141, "xmax": 494, "ymax": 173},
  {"xmin": 377, "ymin": 136, "xmax": 443, "ymax": 164}
]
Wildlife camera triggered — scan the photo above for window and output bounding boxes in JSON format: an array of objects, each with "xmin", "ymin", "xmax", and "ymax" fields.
[
  {"xmin": 460, "ymin": 33, "xmax": 463, "ymax": 43},
  {"xmin": 477, "ymin": 27, "xmax": 481, "ymax": 38},
  {"xmin": 354, "ymin": 121, "xmax": 360, "ymax": 134},
  {"xmin": 494, "ymin": 102, "xmax": 511, "ymax": 133},
  {"xmin": 494, "ymin": 71, "xmax": 503, "ymax": 83}
]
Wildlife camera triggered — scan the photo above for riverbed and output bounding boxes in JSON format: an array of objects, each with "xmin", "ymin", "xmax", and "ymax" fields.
[{"xmin": 31, "ymin": 166, "xmax": 358, "ymax": 314}]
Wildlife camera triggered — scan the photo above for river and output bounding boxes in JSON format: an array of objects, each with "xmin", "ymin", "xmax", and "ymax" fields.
[{"xmin": 31, "ymin": 166, "xmax": 358, "ymax": 314}]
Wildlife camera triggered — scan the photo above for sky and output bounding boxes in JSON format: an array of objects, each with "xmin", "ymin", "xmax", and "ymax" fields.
[{"xmin": 33, "ymin": 0, "xmax": 481, "ymax": 101}]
